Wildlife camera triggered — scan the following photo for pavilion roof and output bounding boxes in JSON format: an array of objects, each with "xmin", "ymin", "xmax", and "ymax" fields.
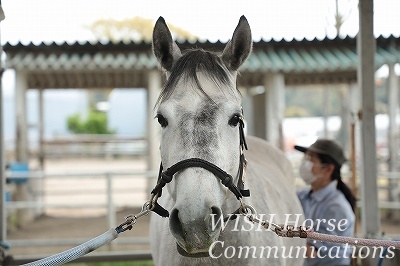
[{"xmin": 4, "ymin": 35, "xmax": 400, "ymax": 88}]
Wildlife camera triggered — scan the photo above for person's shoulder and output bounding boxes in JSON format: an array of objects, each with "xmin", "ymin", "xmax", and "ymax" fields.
[
  {"xmin": 297, "ymin": 187, "xmax": 310, "ymax": 199},
  {"xmin": 324, "ymin": 194, "xmax": 355, "ymax": 221},
  {"xmin": 326, "ymin": 185, "xmax": 346, "ymax": 202}
]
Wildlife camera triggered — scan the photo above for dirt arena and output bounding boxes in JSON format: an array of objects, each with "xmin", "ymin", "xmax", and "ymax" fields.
[{"xmin": 6, "ymin": 157, "xmax": 154, "ymax": 259}]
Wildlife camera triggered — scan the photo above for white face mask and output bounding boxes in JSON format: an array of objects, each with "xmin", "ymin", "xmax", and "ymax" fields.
[{"xmin": 299, "ymin": 160, "xmax": 318, "ymax": 185}]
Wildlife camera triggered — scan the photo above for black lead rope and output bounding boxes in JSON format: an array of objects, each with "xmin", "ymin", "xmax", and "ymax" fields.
[{"xmin": 150, "ymin": 117, "xmax": 250, "ymax": 218}]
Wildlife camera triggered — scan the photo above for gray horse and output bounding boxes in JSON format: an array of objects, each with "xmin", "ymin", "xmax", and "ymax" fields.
[{"xmin": 150, "ymin": 16, "xmax": 305, "ymax": 266}]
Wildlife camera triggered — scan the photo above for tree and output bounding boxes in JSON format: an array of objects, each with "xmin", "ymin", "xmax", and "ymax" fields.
[
  {"xmin": 325, "ymin": 0, "xmax": 356, "ymax": 37},
  {"xmin": 88, "ymin": 16, "xmax": 197, "ymax": 43},
  {"xmin": 67, "ymin": 110, "xmax": 116, "ymax": 135}
]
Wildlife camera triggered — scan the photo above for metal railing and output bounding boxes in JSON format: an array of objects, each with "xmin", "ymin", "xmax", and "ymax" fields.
[
  {"xmin": 5, "ymin": 169, "xmax": 157, "ymax": 249},
  {"xmin": 41, "ymin": 137, "xmax": 147, "ymax": 158}
]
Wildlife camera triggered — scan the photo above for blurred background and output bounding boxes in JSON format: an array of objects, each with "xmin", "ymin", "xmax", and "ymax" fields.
[{"xmin": 1, "ymin": 0, "xmax": 400, "ymax": 265}]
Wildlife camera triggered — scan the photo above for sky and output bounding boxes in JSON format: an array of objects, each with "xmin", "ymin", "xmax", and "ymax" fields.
[
  {"xmin": 1, "ymin": 0, "xmax": 400, "ymax": 45},
  {"xmin": 0, "ymin": 0, "xmax": 399, "ymax": 95}
]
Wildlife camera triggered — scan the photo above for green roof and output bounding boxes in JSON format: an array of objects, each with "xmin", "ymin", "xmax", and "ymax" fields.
[{"xmin": 4, "ymin": 35, "xmax": 400, "ymax": 88}]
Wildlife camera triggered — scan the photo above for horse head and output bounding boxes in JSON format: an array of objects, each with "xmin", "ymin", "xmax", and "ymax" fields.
[{"xmin": 152, "ymin": 16, "xmax": 252, "ymax": 256}]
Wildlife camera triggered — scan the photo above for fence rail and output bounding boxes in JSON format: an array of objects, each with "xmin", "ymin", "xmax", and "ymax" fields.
[
  {"xmin": 41, "ymin": 137, "xmax": 147, "ymax": 158},
  {"xmin": 5, "ymin": 169, "xmax": 157, "ymax": 252}
]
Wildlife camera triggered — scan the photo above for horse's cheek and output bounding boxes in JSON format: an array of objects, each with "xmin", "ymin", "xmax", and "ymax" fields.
[{"xmin": 165, "ymin": 177, "xmax": 177, "ymax": 200}]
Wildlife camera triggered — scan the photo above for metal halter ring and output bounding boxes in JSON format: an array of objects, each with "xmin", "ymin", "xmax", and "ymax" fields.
[
  {"xmin": 148, "ymin": 193, "xmax": 159, "ymax": 211},
  {"xmin": 239, "ymin": 203, "xmax": 257, "ymax": 216}
]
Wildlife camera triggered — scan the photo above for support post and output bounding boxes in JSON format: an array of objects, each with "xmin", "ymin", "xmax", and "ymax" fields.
[
  {"xmin": 35, "ymin": 88, "xmax": 45, "ymax": 217},
  {"xmin": 387, "ymin": 63, "xmax": 400, "ymax": 221},
  {"xmin": 337, "ymin": 84, "xmax": 350, "ymax": 151},
  {"xmin": 15, "ymin": 71, "xmax": 29, "ymax": 163},
  {"xmin": 252, "ymin": 88, "xmax": 266, "ymax": 139},
  {"xmin": 265, "ymin": 73, "xmax": 285, "ymax": 149},
  {"xmin": 15, "ymin": 71, "xmax": 31, "ymax": 226},
  {"xmin": 239, "ymin": 87, "xmax": 254, "ymax": 136},
  {"xmin": 322, "ymin": 85, "xmax": 330, "ymax": 138},
  {"xmin": 38, "ymin": 88, "xmax": 44, "ymax": 169},
  {"xmin": 358, "ymin": 0, "xmax": 381, "ymax": 236},
  {"xmin": 0, "ymin": 3, "xmax": 6, "ymax": 243},
  {"xmin": 147, "ymin": 71, "xmax": 161, "ymax": 193},
  {"xmin": 349, "ymin": 82, "xmax": 361, "ymax": 195}
]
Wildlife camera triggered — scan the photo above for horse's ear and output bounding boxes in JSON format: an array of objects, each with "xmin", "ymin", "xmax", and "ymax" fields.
[
  {"xmin": 221, "ymin": 16, "xmax": 252, "ymax": 71},
  {"xmin": 152, "ymin": 16, "xmax": 182, "ymax": 72}
]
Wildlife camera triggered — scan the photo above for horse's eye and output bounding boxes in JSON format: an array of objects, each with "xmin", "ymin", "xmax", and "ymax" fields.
[
  {"xmin": 228, "ymin": 114, "xmax": 241, "ymax": 127},
  {"xmin": 156, "ymin": 114, "xmax": 168, "ymax": 128}
]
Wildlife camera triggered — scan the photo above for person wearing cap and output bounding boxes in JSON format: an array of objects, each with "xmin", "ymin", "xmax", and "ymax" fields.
[{"xmin": 295, "ymin": 139, "xmax": 356, "ymax": 266}]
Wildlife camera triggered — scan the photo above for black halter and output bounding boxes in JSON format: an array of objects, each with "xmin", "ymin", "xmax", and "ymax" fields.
[{"xmin": 150, "ymin": 117, "xmax": 250, "ymax": 218}]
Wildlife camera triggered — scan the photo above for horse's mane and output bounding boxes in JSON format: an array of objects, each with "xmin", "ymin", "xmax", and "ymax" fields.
[{"xmin": 156, "ymin": 49, "xmax": 237, "ymax": 106}]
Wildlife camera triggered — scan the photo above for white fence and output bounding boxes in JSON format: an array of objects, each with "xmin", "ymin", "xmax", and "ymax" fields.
[{"xmin": 5, "ymin": 169, "xmax": 157, "ymax": 249}]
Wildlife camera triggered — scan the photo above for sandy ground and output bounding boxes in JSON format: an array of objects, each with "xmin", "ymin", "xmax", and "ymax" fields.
[
  {"xmin": 28, "ymin": 157, "xmax": 153, "ymax": 217},
  {"xmin": 5, "ymin": 157, "xmax": 400, "ymax": 261},
  {"xmin": 6, "ymin": 157, "xmax": 155, "ymax": 259},
  {"xmin": 7, "ymin": 207, "xmax": 152, "ymax": 257}
]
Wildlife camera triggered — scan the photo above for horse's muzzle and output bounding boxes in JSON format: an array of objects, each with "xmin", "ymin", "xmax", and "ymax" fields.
[
  {"xmin": 170, "ymin": 205, "xmax": 222, "ymax": 257},
  {"xmin": 176, "ymin": 243, "xmax": 211, "ymax": 257}
]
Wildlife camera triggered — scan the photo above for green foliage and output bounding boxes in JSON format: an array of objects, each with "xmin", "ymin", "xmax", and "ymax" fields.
[{"xmin": 67, "ymin": 110, "xmax": 116, "ymax": 135}]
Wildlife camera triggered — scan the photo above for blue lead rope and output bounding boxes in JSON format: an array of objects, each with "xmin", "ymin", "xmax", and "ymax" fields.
[{"xmin": 21, "ymin": 228, "xmax": 119, "ymax": 266}]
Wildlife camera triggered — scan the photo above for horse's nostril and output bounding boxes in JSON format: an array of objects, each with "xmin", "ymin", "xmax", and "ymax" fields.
[
  {"xmin": 209, "ymin": 206, "xmax": 223, "ymax": 232},
  {"xmin": 211, "ymin": 206, "xmax": 222, "ymax": 218},
  {"xmin": 170, "ymin": 208, "xmax": 185, "ymax": 241}
]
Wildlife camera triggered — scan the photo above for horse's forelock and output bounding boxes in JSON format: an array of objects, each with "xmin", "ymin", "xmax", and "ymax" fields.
[{"xmin": 156, "ymin": 49, "xmax": 236, "ymax": 106}]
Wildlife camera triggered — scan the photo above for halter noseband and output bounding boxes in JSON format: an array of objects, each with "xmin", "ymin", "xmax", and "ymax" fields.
[{"xmin": 150, "ymin": 117, "xmax": 250, "ymax": 218}]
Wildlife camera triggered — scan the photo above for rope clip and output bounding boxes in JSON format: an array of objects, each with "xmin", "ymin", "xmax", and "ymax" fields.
[{"xmin": 115, "ymin": 201, "xmax": 151, "ymax": 233}]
